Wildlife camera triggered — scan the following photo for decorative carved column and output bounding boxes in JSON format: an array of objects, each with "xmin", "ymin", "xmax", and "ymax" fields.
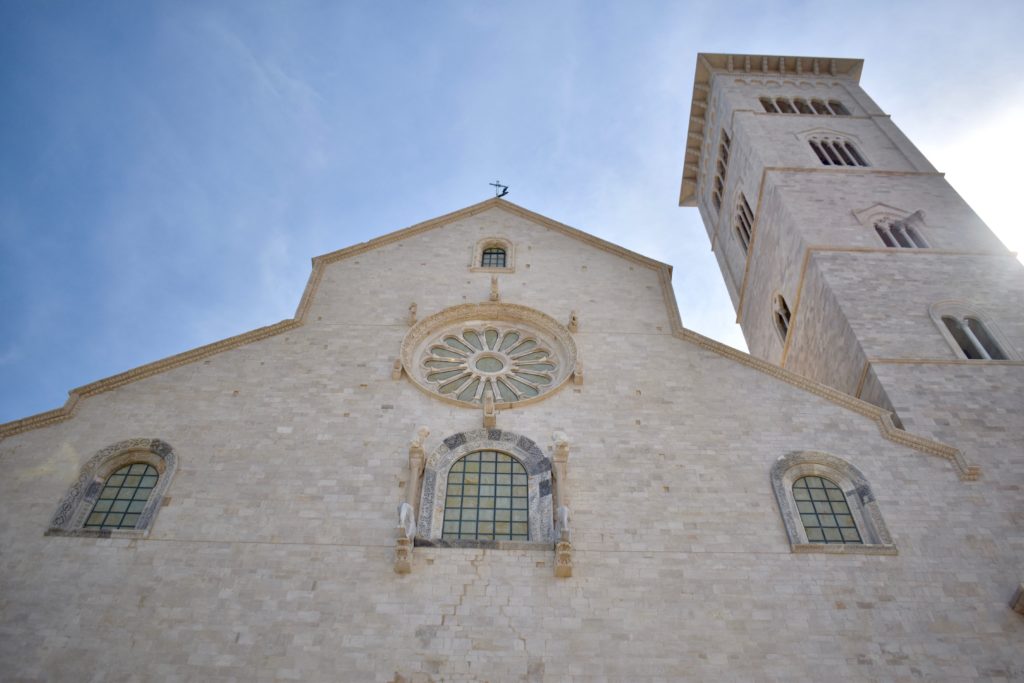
[
  {"xmin": 395, "ymin": 426, "xmax": 429, "ymax": 574},
  {"xmin": 551, "ymin": 431, "xmax": 574, "ymax": 577}
]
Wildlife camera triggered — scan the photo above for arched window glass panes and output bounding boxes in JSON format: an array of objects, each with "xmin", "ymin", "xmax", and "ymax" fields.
[
  {"xmin": 793, "ymin": 476, "xmax": 862, "ymax": 544},
  {"xmin": 481, "ymin": 248, "xmax": 507, "ymax": 268},
  {"xmin": 443, "ymin": 450, "xmax": 528, "ymax": 541},
  {"xmin": 84, "ymin": 463, "xmax": 159, "ymax": 529}
]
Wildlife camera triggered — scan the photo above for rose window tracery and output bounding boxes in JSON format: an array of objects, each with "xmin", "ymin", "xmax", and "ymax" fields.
[
  {"xmin": 401, "ymin": 303, "xmax": 576, "ymax": 408},
  {"xmin": 423, "ymin": 326, "xmax": 556, "ymax": 404}
]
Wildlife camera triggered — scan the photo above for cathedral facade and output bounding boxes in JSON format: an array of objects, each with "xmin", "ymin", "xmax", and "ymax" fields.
[{"xmin": 1, "ymin": 54, "xmax": 1021, "ymax": 681}]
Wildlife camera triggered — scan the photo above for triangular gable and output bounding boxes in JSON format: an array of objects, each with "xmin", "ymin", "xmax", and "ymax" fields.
[{"xmin": 0, "ymin": 199, "xmax": 980, "ymax": 479}]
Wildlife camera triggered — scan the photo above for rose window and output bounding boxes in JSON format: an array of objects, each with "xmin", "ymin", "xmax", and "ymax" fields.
[
  {"xmin": 401, "ymin": 303, "xmax": 576, "ymax": 408},
  {"xmin": 423, "ymin": 326, "xmax": 556, "ymax": 404}
]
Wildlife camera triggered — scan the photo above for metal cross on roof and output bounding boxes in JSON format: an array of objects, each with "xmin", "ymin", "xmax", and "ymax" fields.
[{"xmin": 489, "ymin": 181, "xmax": 509, "ymax": 198}]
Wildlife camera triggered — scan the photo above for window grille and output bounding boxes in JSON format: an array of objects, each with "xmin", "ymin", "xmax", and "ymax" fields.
[
  {"xmin": 442, "ymin": 450, "xmax": 529, "ymax": 541},
  {"xmin": 481, "ymin": 247, "xmax": 507, "ymax": 268},
  {"xmin": 84, "ymin": 463, "xmax": 159, "ymax": 529},
  {"xmin": 792, "ymin": 476, "xmax": 863, "ymax": 544}
]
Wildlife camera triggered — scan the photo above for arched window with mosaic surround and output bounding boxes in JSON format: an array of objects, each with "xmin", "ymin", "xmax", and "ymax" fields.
[
  {"xmin": 47, "ymin": 438, "xmax": 177, "ymax": 537},
  {"xmin": 770, "ymin": 451, "xmax": 895, "ymax": 554}
]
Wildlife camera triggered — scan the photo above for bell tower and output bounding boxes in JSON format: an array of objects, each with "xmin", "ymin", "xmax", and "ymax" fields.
[{"xmin": 679, "ymin": 53, "xmax": 1024, "ymax": 456}]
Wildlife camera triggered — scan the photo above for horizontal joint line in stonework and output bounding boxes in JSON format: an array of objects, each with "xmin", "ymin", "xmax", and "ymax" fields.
[
  {"xmin": 136, "ymin": 537, "xmax": 397, "ymax": 549},
  {"xmin": 104, "ymin": 538, "xmax": 795, "ymax": 555},
  {"xmin": 764, "ymin": 166, "xmax": 943, "ymax": 178},
  {"xmin": 868, "ymin": 358, "xmax": 1024, "ymax": 366}
]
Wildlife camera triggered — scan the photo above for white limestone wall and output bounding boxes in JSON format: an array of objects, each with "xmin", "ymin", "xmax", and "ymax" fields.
[{"xmin": 1, "ymin": 206, "xmax": 1022, "ymax": 681}]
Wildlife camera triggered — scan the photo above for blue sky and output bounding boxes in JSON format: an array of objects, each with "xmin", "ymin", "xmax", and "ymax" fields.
[{"xmin": 2, "ymin": 1, "xmax": 1023, "ymax": 422}]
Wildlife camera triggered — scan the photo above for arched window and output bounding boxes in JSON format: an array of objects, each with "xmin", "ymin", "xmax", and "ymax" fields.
[
  {"xmin": 758, "ymin": 97, "xmax": 851, "ymax": 116},
  {"xmin": 807, "ymin": 136, "xmax": 869, "ymax": 167},
  {"xmin": 875, "ymin": 219, "xmax": 928, "ymax": 248},
  {"xmin": 418, "ymin": 429, "xmax": 555, "ymax": 545},
  {"xmin": 472, "ymin": 238, "xmax": 514, "ymax": 272},
  {"xmin": 734, "ymin": 192, "xmax": 754, "ymax": 254},
  {"xmin": 775, "ymin": 97, "xmax": 796, "ymax": 114},
  {"xmin": 828, "ymin": 100, "xmax": 850, "ymax": 115},
  {"xmin": 481, "ymin": 247, "xmax": 506, "ymax": 269},
  {"xmin": 931, "ymin": 302, "xmax": 1017, "ymax": 361},
  {"xmin": 773, "ymin": 293, "xmax": 792, "ymax": 342},
  {"xmin": 770, "ymin": 451, "xmax": 895, "ymax": 554},
  {"xmin": 47, "ymin": 438, "xmax": 177, "ymax": 537},
  {"xmin": 792, "ymin": 476, "xmax": 861, "ymax": 544},
  {"xmin": 942, "ymin": 316, "xmax": 1008, "ymax": 360},
  {"xmin": 711, "ymin": 129, "xmax": 731, "ymax": 212},
  {"xmin": 810, "ymin": 99, "xmax": 831, "ymax": 115},
  {"xmin": 442, "ymin": 450, "xmax": 529, "ymax": 541},
  {"xmin": 84, "ymin": 463, "xmax": 159, "ymax": 529}
]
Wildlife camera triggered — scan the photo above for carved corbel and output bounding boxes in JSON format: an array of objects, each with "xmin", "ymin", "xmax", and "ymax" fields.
[
  {"xmin": 392, "ymin": 358, "xmax": 403, "ymax": 380},
  {"xmin": 408, "ymin": 302, "xmax": 418, "ymax": 326},
  {"xmin": 489, "ymin": 275, "xmax": 500, "ymax": 302},
  {"xmin": 568, "ymin": 311, "xmax": 579, "ymax": 333},
  {"xmin": 395, "ymin": 426, "xmax": 429, "ymax": 574},
  {"xmin": 394, "ymin": 502, "xmax": 415, "ymax": 574},
  {"xmin": 482, "ymin": 392, "xmax": 496, "ymax": 428},
  {"xmin": 554, "ymin": 505, "xmax": 573, "ymax": 578},
  {"xmin": 551, "ymin": 431, "xmax": 570, "ymax": 510},
  {"xmin": 407, "ymin": 425, "xmax": 430, "ymax": 506}
]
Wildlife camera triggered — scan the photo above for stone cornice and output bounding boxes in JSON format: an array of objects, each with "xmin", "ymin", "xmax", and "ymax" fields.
[
  {"xmin": 670, "ymin": 326, "xmax": 979, "ymax": 481},
  {"xmin": 679, "ymin": 53, "xmax": 865, "ymax": 206}
]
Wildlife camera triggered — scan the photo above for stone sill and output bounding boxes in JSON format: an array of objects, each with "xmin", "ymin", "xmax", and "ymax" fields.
[
  {"xmin": 45, "ymin": 528, "xmax": 148, "ymax": 540},
  {"xmin": 791, "ymin": 543, "xmax": 897, "ymax": 556},
  {"xmin": 469, "ymin": 266, "xmax": 515, "ymax": 274},
  {"xmin": 415, "ymin": 538, "xmax": 552, "ymax": 551}
]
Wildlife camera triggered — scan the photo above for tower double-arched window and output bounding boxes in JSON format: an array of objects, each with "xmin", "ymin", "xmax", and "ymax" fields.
[
  {"xmin": 941, "ymin": 316, "xmax": 1007, "ymax": 360},
  {"xmin": 930, "ymin": 302, "xmax": 1017, "ymax": 361}
]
